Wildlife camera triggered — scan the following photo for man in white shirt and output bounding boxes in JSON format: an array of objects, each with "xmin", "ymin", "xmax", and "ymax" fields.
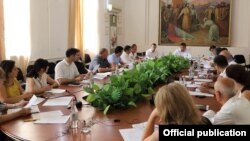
[
  {"xmin": 173, "ymin": 42, "xmax": 192, "ymax": 59},
  {"xmin": 121, "ymin": 45, "xmax": 133, "ymax": 64},
  {"xmin": 145, "ymin": 43, "xmax": 158, "ymax": 59},
  {"xmin": 219, "ymin": 50, "xmax": 236, "ymax": 65},
  {"xmin": 55, "ymin": 48, "xmax": 88, "ymax": 85},
  {"xmin": 129, "ymin": 44, "xmax": 138, "ymax": 61},
  {"xmin": 203, "ymin": 77, "xmax": 250, "ymax": 124}
]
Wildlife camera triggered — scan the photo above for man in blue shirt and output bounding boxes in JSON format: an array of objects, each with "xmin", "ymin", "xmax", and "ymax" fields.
[
  {"xmin": 89, "ymin": 48, "xmax": 114, "ymax": 73},
  {"xmin": 107, "ymin": 46, "xmax": 127, "ymax": 68}
]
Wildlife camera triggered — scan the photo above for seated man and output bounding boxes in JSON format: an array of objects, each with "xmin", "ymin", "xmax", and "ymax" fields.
[
  {"xmin": 89, "ymin": 48, "xmax": 114, "ymax": 73},
  {"xmin": 107, "ymin": 46, "xmax": 127, "ymax": 68},
  {"xmin": 55, "ymin": 48, "xmax": 88, "ymax": 85},
  {"xmin": 219, "ymin": 50, "xmax": 236, "ymax": 65},
  {"xmin": 121, "ymin": 45, "xmax": 133, "ymax": 64},
  {"xmin": 145, "ymin": 43, "xmax": 159, "ymax": 59},
  {"xmin": 129, "ymin": 44, "xmax": 139, "ymax": 61},
  {"xmin": 199, "ymin": 55, "xmax": 229, "ymax": 94},
  {"xmin": 203, "ymin": 77, "xmax": 250, "ymax": 124},
  {"xmin": 173, "ymin": 42, "xmax": 192, "ymax": 59},
  {"xmin": 209, "ymin": 45, "xmax": 217, "ymax": 60}
]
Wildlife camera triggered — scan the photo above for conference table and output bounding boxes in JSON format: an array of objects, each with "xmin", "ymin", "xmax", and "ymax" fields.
[{"xmin": 0, "ymin": 76, "xmax": 220, "ymax": 141}]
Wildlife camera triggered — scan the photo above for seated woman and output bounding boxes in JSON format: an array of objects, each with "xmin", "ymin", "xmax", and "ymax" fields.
[
  {"xmin": 225, "ymin": 64, "xmax": 250, "ymax": 101},
  {"xmin": 0, "ymin": 60, "xmax": 32, "ymax": 103},
  {"xmin": 0, "ymin": 67, "xmax": 31, "ymax": 123},
  {"xmin": 142, "ymin": 83, "xmax": 209, "ymax": 141},
  {"xmin": 26, "ymin": 59, "xmax": 58, "ymax": 94}
]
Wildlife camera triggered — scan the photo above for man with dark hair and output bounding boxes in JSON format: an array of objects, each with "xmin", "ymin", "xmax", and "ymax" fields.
[
  {"xmin": 209, "ymin": 45, "xmax": 217, "ymax": 60},
  {"xmin": 55, "ymin": 48, "xmax": 88, "ymax": 85},
  {"xmin": 121, "ymin": 45, "xmax": 133, "ymax": 64},
  {"xmin": 89, "ymin": 48, "xmax": 114, "ymax": 73},
  {"xmin": 129, "ymin": 44, "xmax": 138, "ymax": 61},
  {"xmin": 145, "ymin": 43, "xmax": 159, "ymax": 59},
  {"xmin": 213, "ymin": 55, "xmax": 228, "ymax": 77},
  {"xmin": 173, "ymin": 42, "xmax": 192, "ymax": 59},
  {"xmin": 107, "ymin": 46, "xmax": 126, "ymax": 68}
]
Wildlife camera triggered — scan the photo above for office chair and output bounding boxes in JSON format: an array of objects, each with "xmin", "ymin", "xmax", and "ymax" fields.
[{"xmin": 234, "ymin": 54, "xmax": 250, "ymax": 71}]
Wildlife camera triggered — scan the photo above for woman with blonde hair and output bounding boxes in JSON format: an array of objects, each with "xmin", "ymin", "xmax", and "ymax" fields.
[{"xmin": 142, "ymin": 83, "xmax": 206, "ymax": 141}]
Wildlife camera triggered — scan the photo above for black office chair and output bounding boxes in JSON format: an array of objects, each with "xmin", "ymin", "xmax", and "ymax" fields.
[
  {"xmin": 26, "ymin": 65, "xmax": 34, "ymax": 74},
  {"xmin": 74, "ymin": 61, "xmax": 88, "ymax": 74},
  {"xmin": 47, "ymin": 62, "xmax": 56, "ymax": 79},
  {"xmin": 234, "ymin": 55, "xmax": 250, "ymax": 71},
  {"xmin": 137, "ymin": 52, "xmax": 143, "ymax": 57},
  {"xmin": 17, "ymin": 68, "xmax": 26, "ymax": 89},
  {"xmin": 84, "ymin": 54, "xmax": 91, "ymax": 69}
]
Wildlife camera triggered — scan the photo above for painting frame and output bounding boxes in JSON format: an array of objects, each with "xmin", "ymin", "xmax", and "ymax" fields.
[{"xmin": 159, "ymin": 0, "xmax": 232, "ymax": 46}]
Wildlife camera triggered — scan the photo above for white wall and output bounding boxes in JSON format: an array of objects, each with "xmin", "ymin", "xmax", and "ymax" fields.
[
  {"xmin": 124, "ymin": 0, "xmax": 250, "ymax": 63},
  {"xmin": 30, "ymin": 0, "xmax": 68, "ymax": 61}
]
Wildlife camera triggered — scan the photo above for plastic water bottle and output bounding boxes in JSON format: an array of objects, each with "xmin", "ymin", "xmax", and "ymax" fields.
[
  {"xmin": 70, "ymin": 101, "xmax": 78, "ymax": 128},
  {"xmin": 89, "ymin": 73, "xmax": 94, "ymax": 88},
  {"xmin": 115, "ymin": 65, "xmax": 119, "ymax": 75},
  {"xmin": 189, "ymin": 65, "xmax": 194, "ymax": 79}
]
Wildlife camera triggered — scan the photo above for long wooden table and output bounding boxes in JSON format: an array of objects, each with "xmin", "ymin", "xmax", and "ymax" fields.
[{"xmin": 0, "ymin": 83, "xmax": 220, "ymax": 141}]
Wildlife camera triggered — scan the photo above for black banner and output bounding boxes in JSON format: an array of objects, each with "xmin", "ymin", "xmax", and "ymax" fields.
[{"xmin": 159, "ymin": 125, "xmax": 250, "ymax": 140}]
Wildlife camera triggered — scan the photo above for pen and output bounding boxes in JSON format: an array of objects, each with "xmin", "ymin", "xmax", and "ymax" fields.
[{"xmin": 24, "ymin": 119, "xmax": 37, "ymax": 122}]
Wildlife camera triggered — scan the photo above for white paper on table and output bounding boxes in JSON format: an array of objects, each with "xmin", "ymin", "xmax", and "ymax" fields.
[
  {"xmin": 46, "ymin": 89, "xmax": 66, "ymax": 94},
  {"xmin": 7, "ymin": 108, "xmax": 21, "ymax": 114},
  {"xmin": 186, "ymin": 84, "xmax": 200, "ymax": 88},
  {"xmin": 43, "ymin": 97, "xmax": 73, "ymax": 106},
  {"xmin": 194, "ymin": 78, "xmax": 212, "ymax": 83},
  {"xmin": 7, "ymin": 105, "xmax": 40, "ymax": 114},
  {"xmin": 32, "ymin": 97, "xmax": 45, "ymax": 106},
  {"xmin": 174, "ymin": 81, "xmax": 192, "ymax": 85},
  {"xmin": 189, "ymin": 91, "xmax": 214, "ymax": 97},
  {"xmin": 184, "ymin": 75, "xmax": 198, "ymax": 79},
  {"xmin": 132, "ymin": 122, "xmax": 158, "ymax": 130},
  {"xmin": 94, "ymin": 72, "xmax": 112, "ymax": 79},
  {"xmin": 194, "ymin": 81, "xmax": 203, "ymax": 85},
  {"xmin": 25, "ymin": 95, "xmax": 38, "ymax": 108},
  {"xmin": 32, "ymin": 110, "xmax": 63, "ymax": 119},
  {"xmin": 80, "ymin": 79, "xmax": 90, "ymax": 84},
  {"xmin": 119, "ymin": 128, "xmax": 144, "ymax": 141},
  {"xmin": 34, "ymin": 115, "xmax": 70, "ymax": 124}
]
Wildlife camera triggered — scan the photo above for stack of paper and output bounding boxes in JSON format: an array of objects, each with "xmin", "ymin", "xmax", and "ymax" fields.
[
  {"xmin": 94, "ymin": 72, "xmax": 112, "ymax": 79},
  {"xmin": 194, "ymin": 78, "xmax": 213, "ymax": 83},
  {"xmin": 119, "ymin": 122, "xmax": 158, "ymax": 141},
  {"xmin": 32, "ymin": 110, "xmax": 69, "ymax": 124},
  {"xmin": 46, "ymin": 89, "xmax": 66, "ymax": 94},
  {"xmin": 43, "ymin": 97, "xmax": 73, "ymax": 106},
  {"xmin": 189, "ymin": 91, "xmax": 214, "ymax": 97}
]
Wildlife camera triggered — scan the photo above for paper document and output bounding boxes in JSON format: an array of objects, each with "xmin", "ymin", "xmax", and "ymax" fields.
[
  {"xmin": 7, "ymin": 105, "xmax": 40, "ymax": 114},
  {"xmin": 189, "ymin": 91, "xmax": 214, "ymax": 97},
  {"xmin": 34, "ymin": 115, "xmax": 70, "ymax": 124},
  {"xmin": 32, "ymin": 110, "xmax": 63, "ymax": 119},
  {"xmin": 46, "ymin": 89, "xmax": 66, "ymax": 94},
  {"xmin": 25, "ymin": 95, "xmax": 38, "ymax": 108},
  {"xmin": 32, "ymin": 97, "xmax": 45, "ymax": 105},
  {"xmin": 194, "ymin": 79, "xmax": 213, "ymax": 83},
  {"xmin": 94, "ymin": 72, "xmax": 112, "ymax": 79},
  {"xmin": 43, "ymin": 97, "xmax": 73, "ymax": 106},
  {"xmin": 119, "ymin": 128, "xmax": 144, "ymax": 141}
]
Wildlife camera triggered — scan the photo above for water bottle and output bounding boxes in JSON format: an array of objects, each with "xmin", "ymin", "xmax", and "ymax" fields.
[
  {"xmin": 115, "ymin": 65, "xmax": 119, "ymax": 75},
  {"xmin": 70, "ymin": 101, "xmax": 78, "ymax": 128},
  {"xmin": 189, "ymin": 65, "xmax": 194, "ymax": 79},
  {"xmin": 89, "ymin": 73, "xmax": 94, "ymax": 88}
]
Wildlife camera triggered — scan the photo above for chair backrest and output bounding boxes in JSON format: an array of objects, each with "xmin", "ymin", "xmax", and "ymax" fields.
[
  {"xmin": 74, "ymin": 61, "xmax": 88, "ymax": 74},
  {"xmin": 17, "ymin": 68, "xmax": 25, "ymax": 82},
  {"xmin": 47, "ymin": 62, "xmax": 56, "ymax": 79},
  {"xmin": 137, "ymin": 52, "xmax": 143, "ymax": 57},
  {"xmin": 234, "ymin": 55, "xmax": 246, "ymax": 65},
  {"xmin": 26, "ymin": 65, "xmax": 34, "ymax": 74},
  {"xmin": 84, "ymin": 54, "xmax": 91, "ymax": 64}
]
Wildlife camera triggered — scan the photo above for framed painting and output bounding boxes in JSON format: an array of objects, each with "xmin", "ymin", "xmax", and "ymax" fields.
[{"xmin": 159, "ymin": 0, "xmax": 232, "ymax": 46}]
